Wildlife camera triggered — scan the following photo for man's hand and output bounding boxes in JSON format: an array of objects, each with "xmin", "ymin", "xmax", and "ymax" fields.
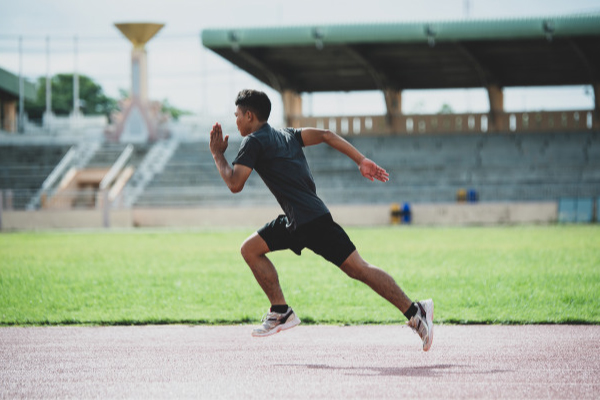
[
  {"xmin": 359, "ymin": 158, "xmax": 389, "ymax": 182},
  {"xmin": 210, "ymin": 123, "xmax": 229, "ymax": 156}
]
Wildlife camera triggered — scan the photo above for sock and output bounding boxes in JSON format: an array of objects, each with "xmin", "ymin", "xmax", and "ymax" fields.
[
  {"xmin": 403, "ymin": 303, "xmax": 418, "ymax": 320},
  {"xmin": 270, "ymin": 304, "xmax": 289, "ymax": 314}
]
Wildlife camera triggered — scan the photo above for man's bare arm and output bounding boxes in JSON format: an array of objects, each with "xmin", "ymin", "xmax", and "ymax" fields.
[
  {"xmin": 209, "ymin": 123, "xmax": 252, "ymax": 193},
  {"xmin": 301, "ymin": 128, "xmax": 389, "ymax": 182}
]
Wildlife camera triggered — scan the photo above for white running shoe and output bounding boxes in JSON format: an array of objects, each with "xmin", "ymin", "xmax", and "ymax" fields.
[
  {"xmin": 252, "ymin": 307, "xmax": 301, "ymax": 337},
  {"xmin": 407, "ymin": 299, "xmax": 434, "ymax": 351}
]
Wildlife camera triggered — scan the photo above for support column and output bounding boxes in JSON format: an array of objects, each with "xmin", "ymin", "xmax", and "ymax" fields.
[
  {"xmin": 383, "ymin": 89, "xmax": 402, "ymax": 133},
  {"xmin": 282, "ymin": 90, "xmax": 302, "ymax": 128},
  {"xmin": 593, "ymin": 83, "xmax": 600, "ymax": 129},
  {"xmin": 487, "ymin": 84, "xmax": 504, "ymax": 132},
  {"xmin": 2, "ymin": 100, "xmax": 17, "ymax": 132}
]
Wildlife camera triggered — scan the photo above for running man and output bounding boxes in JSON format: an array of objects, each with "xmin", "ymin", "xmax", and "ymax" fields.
[{"xmin": 209, "ymin": 89, "xmax": 434, "ymax": 351}]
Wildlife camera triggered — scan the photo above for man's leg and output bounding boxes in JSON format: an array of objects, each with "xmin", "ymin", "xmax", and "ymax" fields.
[
  {"xmin": 340, "ymin": 250, "xmax": 434, "ymax": 351},
  {"xmin": 240, "ymin": 232, "xmax": 286, "ymax": 306},
  {"xmin": 339, "ymin": 250, "xmax": 413, "ymax": 314},
  {"xmin": 241, "ymin": 231, "xmax": 301, "ymax": 337}
]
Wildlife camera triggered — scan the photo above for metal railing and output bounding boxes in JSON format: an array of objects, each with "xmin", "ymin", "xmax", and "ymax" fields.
[{"xmin": 290, "ymin": 110, "xmax": 598, "ymax": 136}]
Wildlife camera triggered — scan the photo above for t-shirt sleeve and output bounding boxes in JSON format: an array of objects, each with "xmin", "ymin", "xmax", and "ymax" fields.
[
  {"xmin": 232, "ymin": 136, "xmax": 261, "ymax": 169},
  {"xmin": 291, "ymin": 128, "xmax": 305, "ymax": 147}
]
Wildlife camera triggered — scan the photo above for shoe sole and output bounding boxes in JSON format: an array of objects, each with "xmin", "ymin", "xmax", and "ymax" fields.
[
  {"xmin": 423, "ymin": 300, "xmax": 434, "ymax": 352},
  {"xmin": 251, "ymin": 316, "xmax": 301, "ymax": 338}
]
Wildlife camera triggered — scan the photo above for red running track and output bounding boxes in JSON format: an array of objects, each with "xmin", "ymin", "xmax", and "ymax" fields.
[{"xmin": 1, "ymin": 325, "xmax": 598, "ymax": 399}]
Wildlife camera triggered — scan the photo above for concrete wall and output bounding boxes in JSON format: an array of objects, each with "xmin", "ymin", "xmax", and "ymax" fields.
[
  {"xmin": 411, "ymin": 202, "xmax": 558, "ymax": 226},
  {"xmin": 1, "ymin": 202, "xmax": 559, "ymax": 231}
]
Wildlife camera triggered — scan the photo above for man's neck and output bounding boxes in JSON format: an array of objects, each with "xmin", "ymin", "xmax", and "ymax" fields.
[{"xmin": 250, "ymin": 121, "xmax": 268, "ymax": 134}]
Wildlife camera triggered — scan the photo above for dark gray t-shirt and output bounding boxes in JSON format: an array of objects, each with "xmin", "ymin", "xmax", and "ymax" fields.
[{"xmin": 232, "ymin": 123, "xmax": 329, "ymax": 231}]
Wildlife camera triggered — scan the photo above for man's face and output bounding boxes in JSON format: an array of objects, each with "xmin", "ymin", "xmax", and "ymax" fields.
[{"xmin": 235, "ymin": 106, "xmax": 252, "ymax": 137}]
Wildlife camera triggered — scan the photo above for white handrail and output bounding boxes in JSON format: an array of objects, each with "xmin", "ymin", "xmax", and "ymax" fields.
[
  {"xmin": 99, "ymin": 144, "xmax": 133, "ymax": 190},
  {"xmin": 40, "ymin": 146, "xmax": 76, "ymax": 190}
]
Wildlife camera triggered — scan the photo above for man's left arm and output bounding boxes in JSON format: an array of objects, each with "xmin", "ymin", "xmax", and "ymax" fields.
[{"xmin": 301, "ymin": 128, "xmax": 389, "ymax": 182}]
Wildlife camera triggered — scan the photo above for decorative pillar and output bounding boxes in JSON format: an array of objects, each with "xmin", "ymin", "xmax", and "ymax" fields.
[
  {"xmin": 384, "ymin": 89, "xmax": 402, "ymax": 133},
  {"xmin": 487, "ymin": 84, "xmax": 504, "ymax": 132},
  {"xmin": 282, "ymin": 90, "xmax": 302, "ymax": 128},
  {"xmin": 2, "ymin": 100, "xmax": 17, "ymax": 132},
  {"xmin": 594, "ymin": 83, "xmax": 600, "ymax": 129}
]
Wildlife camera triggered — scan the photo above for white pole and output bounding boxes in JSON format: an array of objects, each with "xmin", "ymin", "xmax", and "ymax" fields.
[
  {"xmin": 45, "ymin": 35, "xmax": 51, "ymax": 131},
  {"xmin": 18, "ymin": 36, "xmax": 24, "ymax": 133},
  {"xmin": 73, "ymin": 35, "xmax": 80, "ymax": 115},
  {"xmin": 464, "ymin": 0, "xmax": 471, "ymax": 18},
  {"xmin": 102, "ymin": 190, "xmax": 110, "ymax": 228},
  {"xmin": 0, "ymin": 190, "xmax": 3, "ymax": 231}
]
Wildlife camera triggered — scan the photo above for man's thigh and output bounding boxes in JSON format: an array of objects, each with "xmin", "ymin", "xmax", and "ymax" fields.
[
  {"xmin": 257, "ymin": 215, "xmax": 303, "ymax": 255},
  {"xmin": 241, "ymin": 231, "xmax": 271, "ymax": 258},
  {"xmin": 302, "ymin": 214, "xmax": 356, "ymax": 267}
]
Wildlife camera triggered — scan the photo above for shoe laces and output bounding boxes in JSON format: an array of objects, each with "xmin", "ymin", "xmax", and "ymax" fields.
[
  {"xmin": 260, "ymin": 311, "xmax": 279, "ymax": 325},
  {"xmin": 407, "ymin": 314, "xmax": 428, "ymax": 339}
]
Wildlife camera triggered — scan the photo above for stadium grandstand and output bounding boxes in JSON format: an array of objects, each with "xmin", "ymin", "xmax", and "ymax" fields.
[{"xmin": 1, "ymin": 14, "xmax": 599, "ymax": 229}]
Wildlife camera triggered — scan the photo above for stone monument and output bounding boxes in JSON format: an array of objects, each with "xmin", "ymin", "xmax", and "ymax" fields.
[{"xmin": 105, "ymin": 23, "xmax": 169, "ymax": 142}]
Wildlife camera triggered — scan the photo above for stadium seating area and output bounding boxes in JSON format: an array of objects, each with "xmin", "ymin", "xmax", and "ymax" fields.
[
  {"xmin": 85, "ymin": 142, "xmax": 151, "ymax": 169},
  {"xmin": 0, "ymin": 144, "xmax": 71, "ymax": 209},
  {"xmin": 1, "ymin": 131, "xmax": 598, "ymax": 209},
  {"xmin": 305, "ymin": 131, "xmax": 600, "ymax": 205},
  {"xmin": 133, "ymin": 141, "xmax": 277, "ymax": 207}
]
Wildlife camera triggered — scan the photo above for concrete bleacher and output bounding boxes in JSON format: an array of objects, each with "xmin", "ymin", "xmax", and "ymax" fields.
[
  {"xmin": 67, "ymin": 142, "xmax": 152, "ymax": 209},
  {"xmin": 304, "ymin": 131, "xmax": 599, "ymax": 205},
  {"xmin": 133, "ymin": 141, "xmax": 277, "ymax": 207},
  {"xmin": 86, "ymin": 142, "xmax": 151, "ymax": 168},
  {"xmin": 130, "ymin": 130, "xmax": 599, "ymax": 207},
  {"xmin": 0, "ymin": 141, "xmax": 153, "ymax": 210},
  {"xmin": 2, "ymin": 131, "xmax": 597, "ymax": 210},
  {"xmin": 0, "ymin": 144, "xmax": 71, "ymax": 209}
]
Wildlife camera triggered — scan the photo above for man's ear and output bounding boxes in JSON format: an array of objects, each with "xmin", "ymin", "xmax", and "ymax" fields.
[{"xmin": 245, "ymin": 110, "xmax": 254, "ymax": 121}]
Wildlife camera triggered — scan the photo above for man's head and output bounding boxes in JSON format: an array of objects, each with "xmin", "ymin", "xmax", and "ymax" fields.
[
  {"xmin": 234, "ymin": 90, "xmax": 271, "ymax": 136},
  {"xmin": 235, "ymin": 89, "xmax": 271, "ymax": 122}
]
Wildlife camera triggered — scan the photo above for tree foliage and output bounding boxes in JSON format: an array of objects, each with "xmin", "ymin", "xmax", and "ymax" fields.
[
  {"xmin": 161, "ymin": 98, "xmax": 192, "ymax": 121},
  {"xmin": 25, "ymin": 73, "xmax": 191, "ymax": 122},
  {"xmin": 25, "ymin": 73, "xmax": 117, "ymax": 120}
]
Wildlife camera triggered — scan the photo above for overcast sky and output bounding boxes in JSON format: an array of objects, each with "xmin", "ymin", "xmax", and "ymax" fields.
[{"xmin": 1, "ymin": 0, "xmax": 599, "ymax": 124}]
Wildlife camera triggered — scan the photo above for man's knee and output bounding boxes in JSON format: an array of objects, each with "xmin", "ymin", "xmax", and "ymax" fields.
[
  {"xmin": 340, "ymin": 251, "xmax": 368, "ymax": 280},
  {"xmin": 240, "ymin": 233, "xmax": 269, "ymax": 262},
  {"xmin": 240, "ymin": 238, "xmax": 255, "ymax": 262}
]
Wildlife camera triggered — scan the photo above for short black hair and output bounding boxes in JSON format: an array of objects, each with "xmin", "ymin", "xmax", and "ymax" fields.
[{"xmin": 235, "ymin": 89, "xmax": 271, "ymax": 122}]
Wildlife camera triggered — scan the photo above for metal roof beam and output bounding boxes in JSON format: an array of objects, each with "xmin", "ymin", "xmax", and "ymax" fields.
[
  {"xmin": 452, "ymin": 41, "xmax": 498, "ymax": 88},
  {"xmin": 341, "ymin": 45, "xmax": 390, "ymax": 91},
  {"xmin": 235, "ymin": 49, "xmax": 287, "ymax": 92},
  {"xmin": 567, "ymin": 39, "xmax": 599, "ymax": 84}
]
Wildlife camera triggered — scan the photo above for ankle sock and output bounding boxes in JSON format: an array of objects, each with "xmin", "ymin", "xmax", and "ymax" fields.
[
  {"xmin": 270, "ymin": 304, "xmax": 289, "ymax": 313},
  {"xmin": 403, "ymin": 303, "xmax": 418, "ymax": 320}
]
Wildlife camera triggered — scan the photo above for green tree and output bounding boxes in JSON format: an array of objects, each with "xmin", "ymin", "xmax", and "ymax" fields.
[
  {"xmin": 25, "ymin": 74, "xmax": 117, "ymax": 121},
  {"xmin": 438, "ymin": 103, "xmax": 454, "ymax": 114},
  {"xmin": 161, "ymin": 98, "xmax": 192, "ymax": 121}
]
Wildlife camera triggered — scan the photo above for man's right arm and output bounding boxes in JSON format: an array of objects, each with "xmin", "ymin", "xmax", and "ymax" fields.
[{"xmin": 210, "ymin": 123, "xmax": 253, "ymax": 193}]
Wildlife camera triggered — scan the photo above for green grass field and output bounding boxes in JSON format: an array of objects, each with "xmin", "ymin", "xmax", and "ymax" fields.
[{"xmin": 1, "ymin": 225, "xmax": 598, "ymax": 326}]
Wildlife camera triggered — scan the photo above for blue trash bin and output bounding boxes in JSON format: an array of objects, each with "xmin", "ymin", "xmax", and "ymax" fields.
[
  {"xmin": 467, "ymin": 189, "xmax": 478, "ymax": 203},
  {"xmin": 402, "ymin": 202, "xmax": 411, "ymax": 224}
]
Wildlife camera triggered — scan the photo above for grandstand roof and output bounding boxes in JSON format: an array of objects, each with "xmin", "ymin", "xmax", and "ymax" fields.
[
  {"xmin": 0, "ymin": 67, "xmax": 36, "ymax": 102},
  {"xmin": 201, "ymin": 14, "xmax": 600, "ymax": 93}
]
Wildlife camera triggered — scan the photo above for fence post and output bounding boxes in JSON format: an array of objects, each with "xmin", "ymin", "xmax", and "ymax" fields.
[
  {"xmin": 0, "ymin": 190, "xmax": 3, "ymax": 232},
  {"xmin": 102, "ymin": 190, "xmax": 110, "ymax": 228}
]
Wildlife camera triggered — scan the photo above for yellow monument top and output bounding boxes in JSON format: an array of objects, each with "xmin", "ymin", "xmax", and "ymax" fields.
[{"xmin": 115, "ymin": 23, "xmax": 165, "ymax": 48}]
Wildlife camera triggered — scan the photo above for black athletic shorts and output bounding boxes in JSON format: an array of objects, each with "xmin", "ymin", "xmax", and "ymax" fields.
[{"xmin": 257, "ymin": 213, "xmax": 356, "ymax": 267}]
